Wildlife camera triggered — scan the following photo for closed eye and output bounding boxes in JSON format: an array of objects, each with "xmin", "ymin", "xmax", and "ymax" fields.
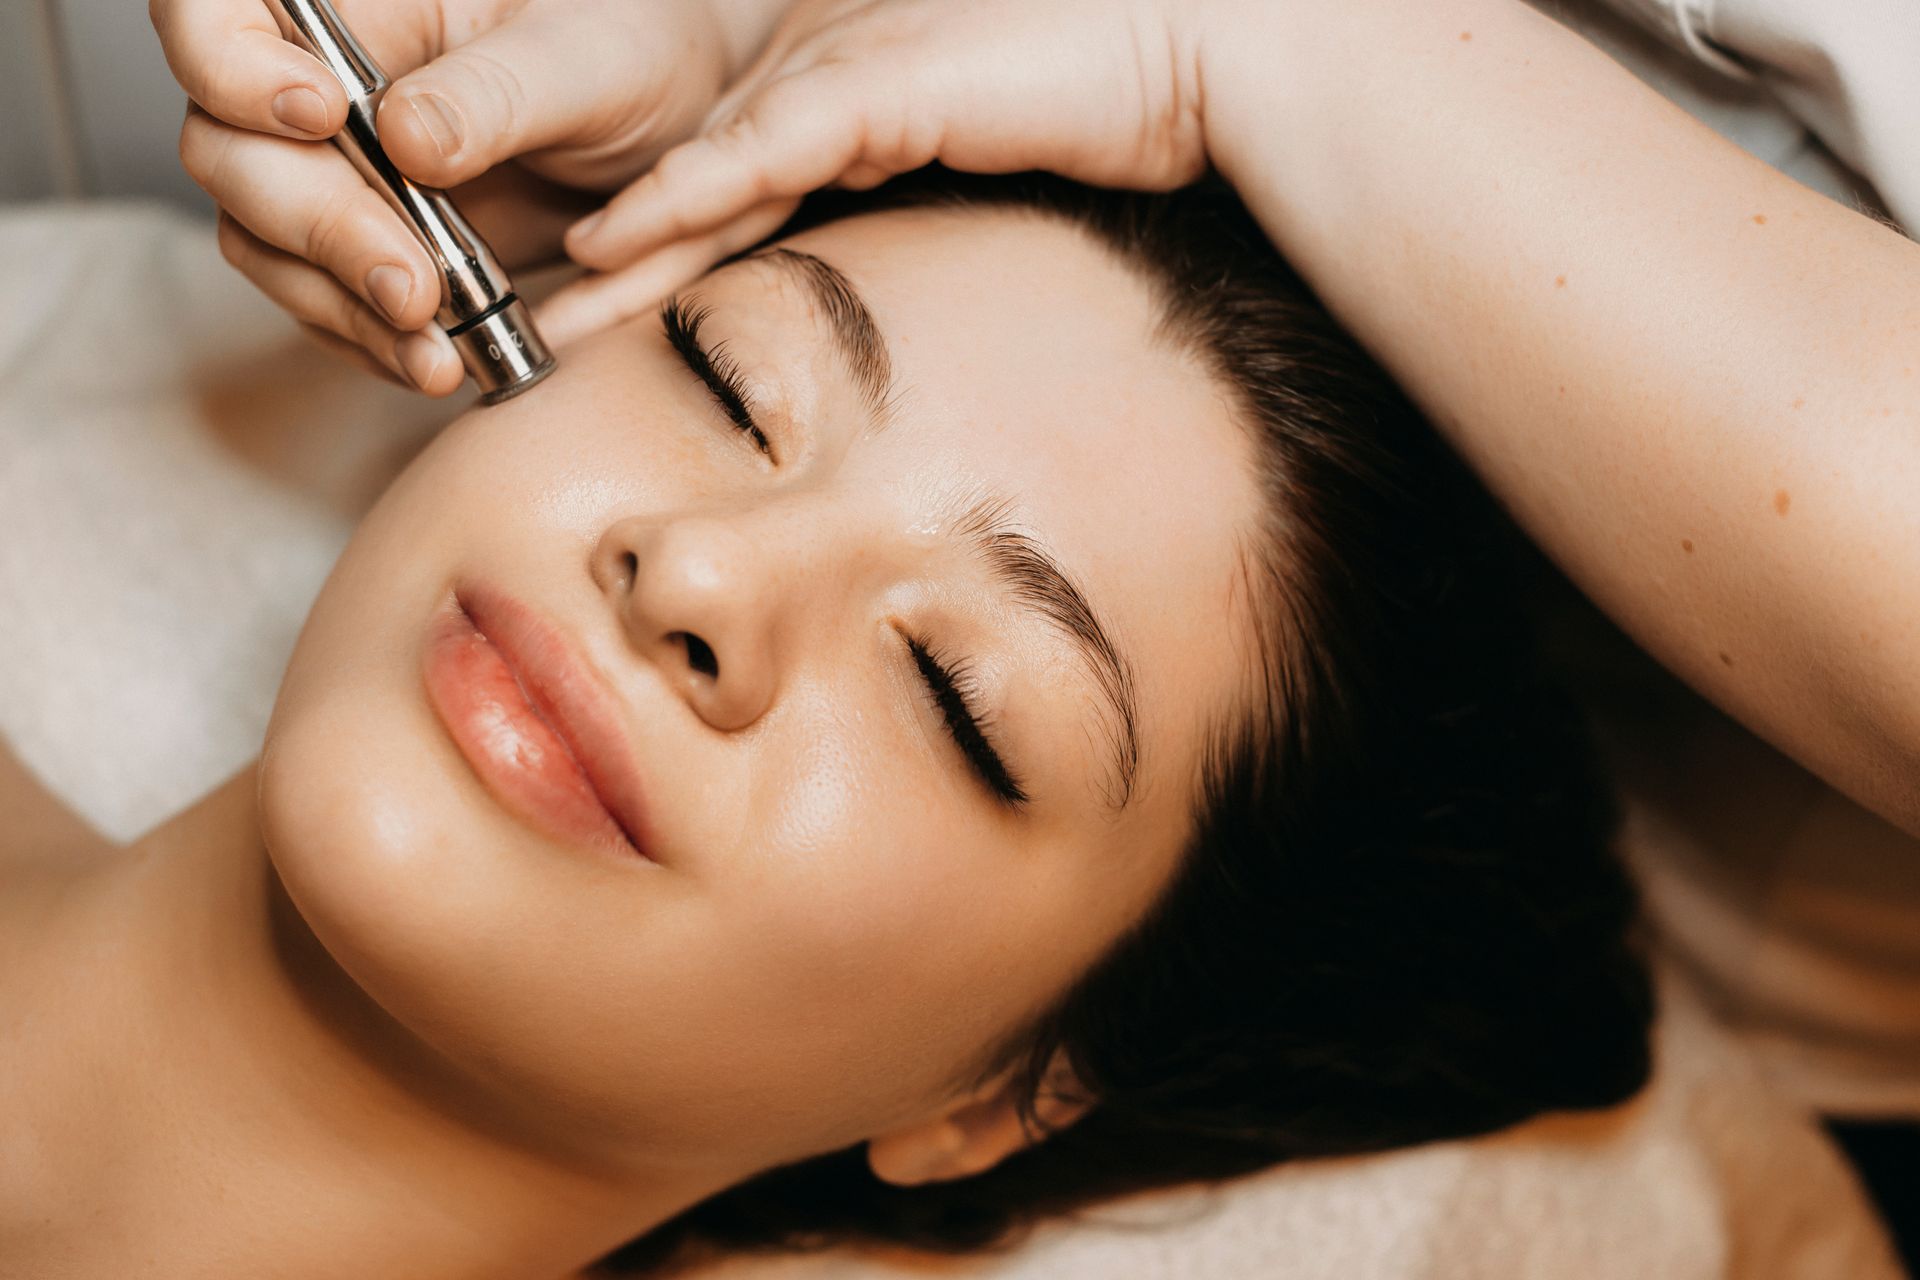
[
  {"xmin": 904, "ymin": 633, "xmax": 1030, "ymax": 810},
  {"xmin": 660, "ymin": 296, "xmax": 774, "ymax": 459}
]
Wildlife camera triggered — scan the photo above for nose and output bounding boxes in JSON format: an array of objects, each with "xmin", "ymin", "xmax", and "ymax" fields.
[{"xmin": 590, "ymin": 507, "xmax": 786, "ymax": 732}]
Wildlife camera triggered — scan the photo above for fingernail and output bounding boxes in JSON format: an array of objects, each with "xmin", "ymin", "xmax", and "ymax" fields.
[
  {"xmin": 397, "ymin": 331, "xmax": 447, "ymax": 391},
  {"xmin": 271, "ymin": 86, "xmax": 330, "ymax": 136},
  {"xmin": 564, "ymin": 211, "xmax": 610, "ymax": 257},
  {"xmin": 569, "ymin": 211, "xmax": 606, "ymax": 245},
  {"xmin": 365, "ymin": 265, "xmax": 413, "ymax": 325},
  {"xmin": 408, "ymin": 92, "xmax": 463, "ymax": 159}
]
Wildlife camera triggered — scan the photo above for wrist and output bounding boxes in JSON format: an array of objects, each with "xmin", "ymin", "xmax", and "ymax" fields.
[
  {"xmin": 1195, "ymin": 0, "xmax": 1519, "ymax": 202},
  {"xmin": 1192, "ymin": 0, "xmax": 1341, "ymax": 187}
]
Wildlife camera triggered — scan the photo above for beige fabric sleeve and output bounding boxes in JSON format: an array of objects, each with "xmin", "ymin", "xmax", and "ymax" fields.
[{"xmin": 1593, "ymin": 0, "xmax": 1920, "ymax": 230}]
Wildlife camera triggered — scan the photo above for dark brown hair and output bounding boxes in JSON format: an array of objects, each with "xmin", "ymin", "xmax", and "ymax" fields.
[{"xmin": 599, "ymin": 166, "xmax": 1651, "ymax": 1274}]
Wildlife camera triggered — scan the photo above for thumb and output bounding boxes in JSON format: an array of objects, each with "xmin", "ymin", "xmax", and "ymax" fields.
[{"xmin": 376, "ymin": 7, "xmax": 724, "ymax": 191}]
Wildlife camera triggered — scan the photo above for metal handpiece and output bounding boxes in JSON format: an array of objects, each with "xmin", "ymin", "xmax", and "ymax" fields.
[{"xmin": 272, "ymin": 0, "xmax": 556, "ymax": 404}]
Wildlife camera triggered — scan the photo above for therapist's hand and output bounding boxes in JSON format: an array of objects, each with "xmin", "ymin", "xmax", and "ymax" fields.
[
  {"xmin": 542, "ymin": 0, "xmax": 1211, "ymax": 346},
  {"xmin": 153, "ymin": 0, "xmax": 788, "ymax": 391}
]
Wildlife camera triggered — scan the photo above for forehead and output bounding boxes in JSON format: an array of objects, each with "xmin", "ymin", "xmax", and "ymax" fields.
[{"xmin": 760, "ymin": 206, "xmax": 1262, "ymax": 817}]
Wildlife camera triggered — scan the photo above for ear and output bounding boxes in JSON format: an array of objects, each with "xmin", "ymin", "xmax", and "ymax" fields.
[{"xmin": 867, "ymin": 1050, "xmax": 1094, "ymax": 1188}]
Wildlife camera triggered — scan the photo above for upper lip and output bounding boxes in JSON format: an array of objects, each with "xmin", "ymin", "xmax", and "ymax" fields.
[{"xmin": 455, "ymin": 582, "xmax": 657, "ymax": 862}]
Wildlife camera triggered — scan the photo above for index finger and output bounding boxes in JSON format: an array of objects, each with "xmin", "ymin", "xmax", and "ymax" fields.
[
  {"xmin": 565, "ymin": 65, "xmax": 876, "ymax": 270},
  {"xmin": 535, "ymin": 197, "xmax": 799, "ymax": 349},
  {"xmin": 150, "ymin": 0, "xmax": 347, "ymax": 138}
]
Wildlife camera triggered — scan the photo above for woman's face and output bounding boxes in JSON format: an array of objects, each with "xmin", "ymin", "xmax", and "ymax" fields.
[{"xmin": 260, "ymin": 203, "xmax": 1259, "ymax": 1178}]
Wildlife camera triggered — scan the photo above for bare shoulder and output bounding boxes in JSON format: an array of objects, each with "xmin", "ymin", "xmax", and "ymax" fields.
[{"xmin": 0, "ymin": 737, "xmax": 113, "ymax": 871}]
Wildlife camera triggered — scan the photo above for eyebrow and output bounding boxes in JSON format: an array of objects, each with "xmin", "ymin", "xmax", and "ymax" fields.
[
  {"xmin": 719, "ymin": 246, "xmax": 1142, "ymax": 812},
  {"xmin": 950, "ymin": 491, "xmax": 1142, "ymax": 813},
  {"xmin": 737, "ymin": 247, "xmax": 899, "ymax": 429}
]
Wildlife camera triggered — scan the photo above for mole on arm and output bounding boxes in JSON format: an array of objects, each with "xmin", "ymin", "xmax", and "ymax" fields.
[
  {"xmin": 1774, "ymin": 489, "xmax": 1792, "ymax": 516},
  {"xmin": 1681, "ymin": 539, "xmax": 1694, "ymax": 553}
]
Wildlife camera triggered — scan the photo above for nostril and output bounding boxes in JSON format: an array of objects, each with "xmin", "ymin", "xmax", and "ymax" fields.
[{"xmin": 676, "ymin": 631, "xmax": 719, "ymax": 679}]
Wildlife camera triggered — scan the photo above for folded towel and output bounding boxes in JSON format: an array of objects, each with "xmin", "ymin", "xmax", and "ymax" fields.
[{"xmin": 0, "ymin": 199, "xmax": 453, "ymax": 841}]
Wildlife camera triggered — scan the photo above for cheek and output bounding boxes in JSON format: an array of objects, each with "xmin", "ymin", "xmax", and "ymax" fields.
[
  {"xmin": 258, "ymin": 672, "xmax": 514, "ymax": 1106},
  {"xmin": 691, "ymin": 705, "xmax": 1078, "ymax": 1146},
  {"xmin": 757, "ymin": 695, "xmax": 876, "ymax": 864},
  {"xmin": 260, "ymin": 680, "xmax": 721, "ymax": 1153},
  {"xmin": 719, "ymin": 844, "xmax": 1083, "ymax": 1155},
  {"xmin": 255, "ymin": 464, "xmax": 683, "ymax": 1143}
]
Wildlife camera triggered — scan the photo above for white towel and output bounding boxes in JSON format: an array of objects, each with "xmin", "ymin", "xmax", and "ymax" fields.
[{"xmin": 0, "ymin": 200, "xmax": 453, "ymax": 841}]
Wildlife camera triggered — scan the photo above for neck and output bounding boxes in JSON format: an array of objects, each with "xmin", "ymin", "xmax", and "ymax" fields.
[{"xmin": 9, "ymin": 763, "xmax": 728, "ymax": 1279}]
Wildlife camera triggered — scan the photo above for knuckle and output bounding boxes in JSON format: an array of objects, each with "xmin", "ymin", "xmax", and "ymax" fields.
[
  {"xmin": 713, "ymin": 84, "xmax": 793, "ymax": 157},
  {"xmin": 303, "ymin": 184, "xmax": 376, "ymax": 270},
  {"xmin": 447, "ymin": 46, "xmax": 528, "ymax": 142},
  {"xmin": 302, "ymin": 280, "xmax": 366, "ymax": 347},
  {"xmin": 344, "ymin": 297, "xmax": 398, "ymax": 355},
  {"xmin": 745, "ymin": 76, "xmax": 809, "ymax": 128},
  {"xmin": 651, "ymin": 140, "xmax": 707, "ymax": 185},
  {"xmin": 339, "ymin": 300, "xmax": 377, "ymax": 348},
  {"xmin": 199, "ymin": 34, "xmax": 252, "ymax": 116},
  {"xmin": 715, "ymin": 110, "xmax": 763, "ymax": 154},
  {"xmin": 706, "ymin": 115, "xmax": 771, "ymax": 194}
]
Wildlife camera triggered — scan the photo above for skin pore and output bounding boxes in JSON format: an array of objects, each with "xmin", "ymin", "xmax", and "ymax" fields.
[{"xmin": 0, "ymin": 204, "xmax": 1261, "ymax": 1277}]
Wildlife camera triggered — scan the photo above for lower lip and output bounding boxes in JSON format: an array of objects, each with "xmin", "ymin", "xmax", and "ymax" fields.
[{"xmin": 422, "ymin": 602, "xmax": 640, "ymax": 860}]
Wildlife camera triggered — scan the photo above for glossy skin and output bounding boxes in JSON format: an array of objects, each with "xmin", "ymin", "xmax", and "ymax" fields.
[{"xmin": 258, "ymin": 200, "xmax": 1260, "ymax": 1186}]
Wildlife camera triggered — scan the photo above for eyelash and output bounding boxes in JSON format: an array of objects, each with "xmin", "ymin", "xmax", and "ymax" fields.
[
  {"xmin": 660, "ymin": 296, "xmax": 774, "ymax": 458},
  {"xmin": 659, "ymin": 297, "xmax": 1026, "ymax": 811},
  {"xmin": 904, "ymin": 634, "xmax": 1030, "ymax": 810}
]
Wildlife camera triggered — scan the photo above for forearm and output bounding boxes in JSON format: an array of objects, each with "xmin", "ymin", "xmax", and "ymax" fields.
[{"xmin": 1202, "ymin": 0, "xmax": 1920, "ymax": 831}]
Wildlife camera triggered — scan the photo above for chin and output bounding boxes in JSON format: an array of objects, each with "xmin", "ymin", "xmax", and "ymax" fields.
[
  {"xmin": 255, "ymin": 682, "xmax": 664, "ymax": 1140},
  {"xmin": 259, "ymin": 687, "xmax": 485, "ymax": 1006}
]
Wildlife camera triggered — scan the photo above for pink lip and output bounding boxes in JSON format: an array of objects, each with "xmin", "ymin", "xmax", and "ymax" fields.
[{"xmin": 422, "ymin": 584, "xmax": 656, "ymax": 863}]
